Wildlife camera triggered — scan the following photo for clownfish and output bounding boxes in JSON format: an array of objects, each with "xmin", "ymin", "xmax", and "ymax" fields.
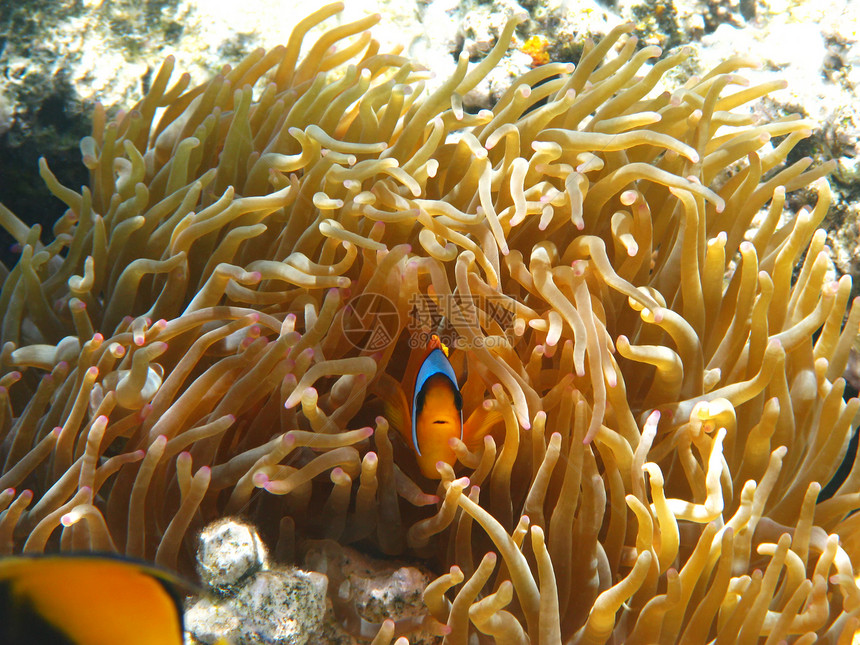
[
  {"xmin": 410, "ymin": 335, "xmax": 464, "ymax": 478},
  {"xmin": 0, "ymin": 554, "xmax": 188, "ymax": 645},
  {"xmin": 375, "ymin": 334, "xmax": 503, "ymax": 478}
]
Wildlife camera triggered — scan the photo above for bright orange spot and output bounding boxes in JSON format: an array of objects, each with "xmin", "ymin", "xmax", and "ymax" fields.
[{"xmin": 521, "ymin": 35, "xmax": 551, "ymax": 67}]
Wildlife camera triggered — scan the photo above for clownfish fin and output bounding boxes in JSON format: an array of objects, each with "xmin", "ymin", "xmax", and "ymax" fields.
[
  {"xmin": 372, "ymin": 373, "xmax": 411, "ymax": 443},
  {"xmin": 463, "ymin": 406, "xmax": 504, "ymax": 450}
]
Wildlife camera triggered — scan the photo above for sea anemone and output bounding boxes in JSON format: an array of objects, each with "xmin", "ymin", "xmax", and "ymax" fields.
[{"xmin": 1, "ymin": 3, "xmax": 858, "ymax": 642}]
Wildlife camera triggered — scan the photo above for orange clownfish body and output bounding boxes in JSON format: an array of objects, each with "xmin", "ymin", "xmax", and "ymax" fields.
[
  {"xmin": 0, "ymin": 553, "xmax": 187, "ymax": 645},
  {"xmin": 375, "ymin": 335, "xmax": 503, "ymax": 478},
  {"xmin": 411, "ymin": 335, "xmax": 463, "ymax": 478}
]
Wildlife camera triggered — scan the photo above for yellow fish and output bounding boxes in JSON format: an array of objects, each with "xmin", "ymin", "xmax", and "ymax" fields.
[
  {"xmin": 0, "ymin": 554, "xmax": 187, "ymax": 645},
  {"xmin": 375, "ymin": 334, "xmax": 503, "ymax": 478},
  {"xmin": 410, "ymin": 335, "xmax": 465, "ymax": 478}
]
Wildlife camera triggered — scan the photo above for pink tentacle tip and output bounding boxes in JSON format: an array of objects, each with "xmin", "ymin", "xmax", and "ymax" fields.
[
  {"xmin": 51, "ymin": 427, "xmax": 62, "ymax": 437},
  {"xmin": 253, "ymin": 472, "xmax": 270, "ymax": 487},
  {"xmin": 452, "ymin": 476, "xmax": 470, "ymax": 489},
  {"xmin": 2, "ymin": 488, "xmax": 14, "ymax": 496},
  {"xmin": 197, "ymin": 466, "xmax": 211, "ymax": 476},
  {"xmin": 359, "ymin": 426, "xmax": 374, "ymax": 438},
  {"xmin": 92, "ymin": 333, "xmax": 104, "ymax": 343},
  {"xmin": 225, "ymin": 414, "xmax": 236, "ymax": 423}
]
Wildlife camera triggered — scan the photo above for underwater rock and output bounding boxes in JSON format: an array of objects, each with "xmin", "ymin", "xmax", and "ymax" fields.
[
  {"xmin": 186, "ymin": 519, "xmax": 440, "ymax": 645},
  {"xmin": 186, "ymin": 568, "xmax": 328, "ymax": 645},
  {"xmin": 196, "ymin": 518, "xmax": 269, "ymax": 592},
  {"xmin": 187, "ymin": 519, "xmax": 327, "ymax": 645},
  {"xmin": 302, "ymin": 541, "xmax": 440, "ymax": 645}
]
